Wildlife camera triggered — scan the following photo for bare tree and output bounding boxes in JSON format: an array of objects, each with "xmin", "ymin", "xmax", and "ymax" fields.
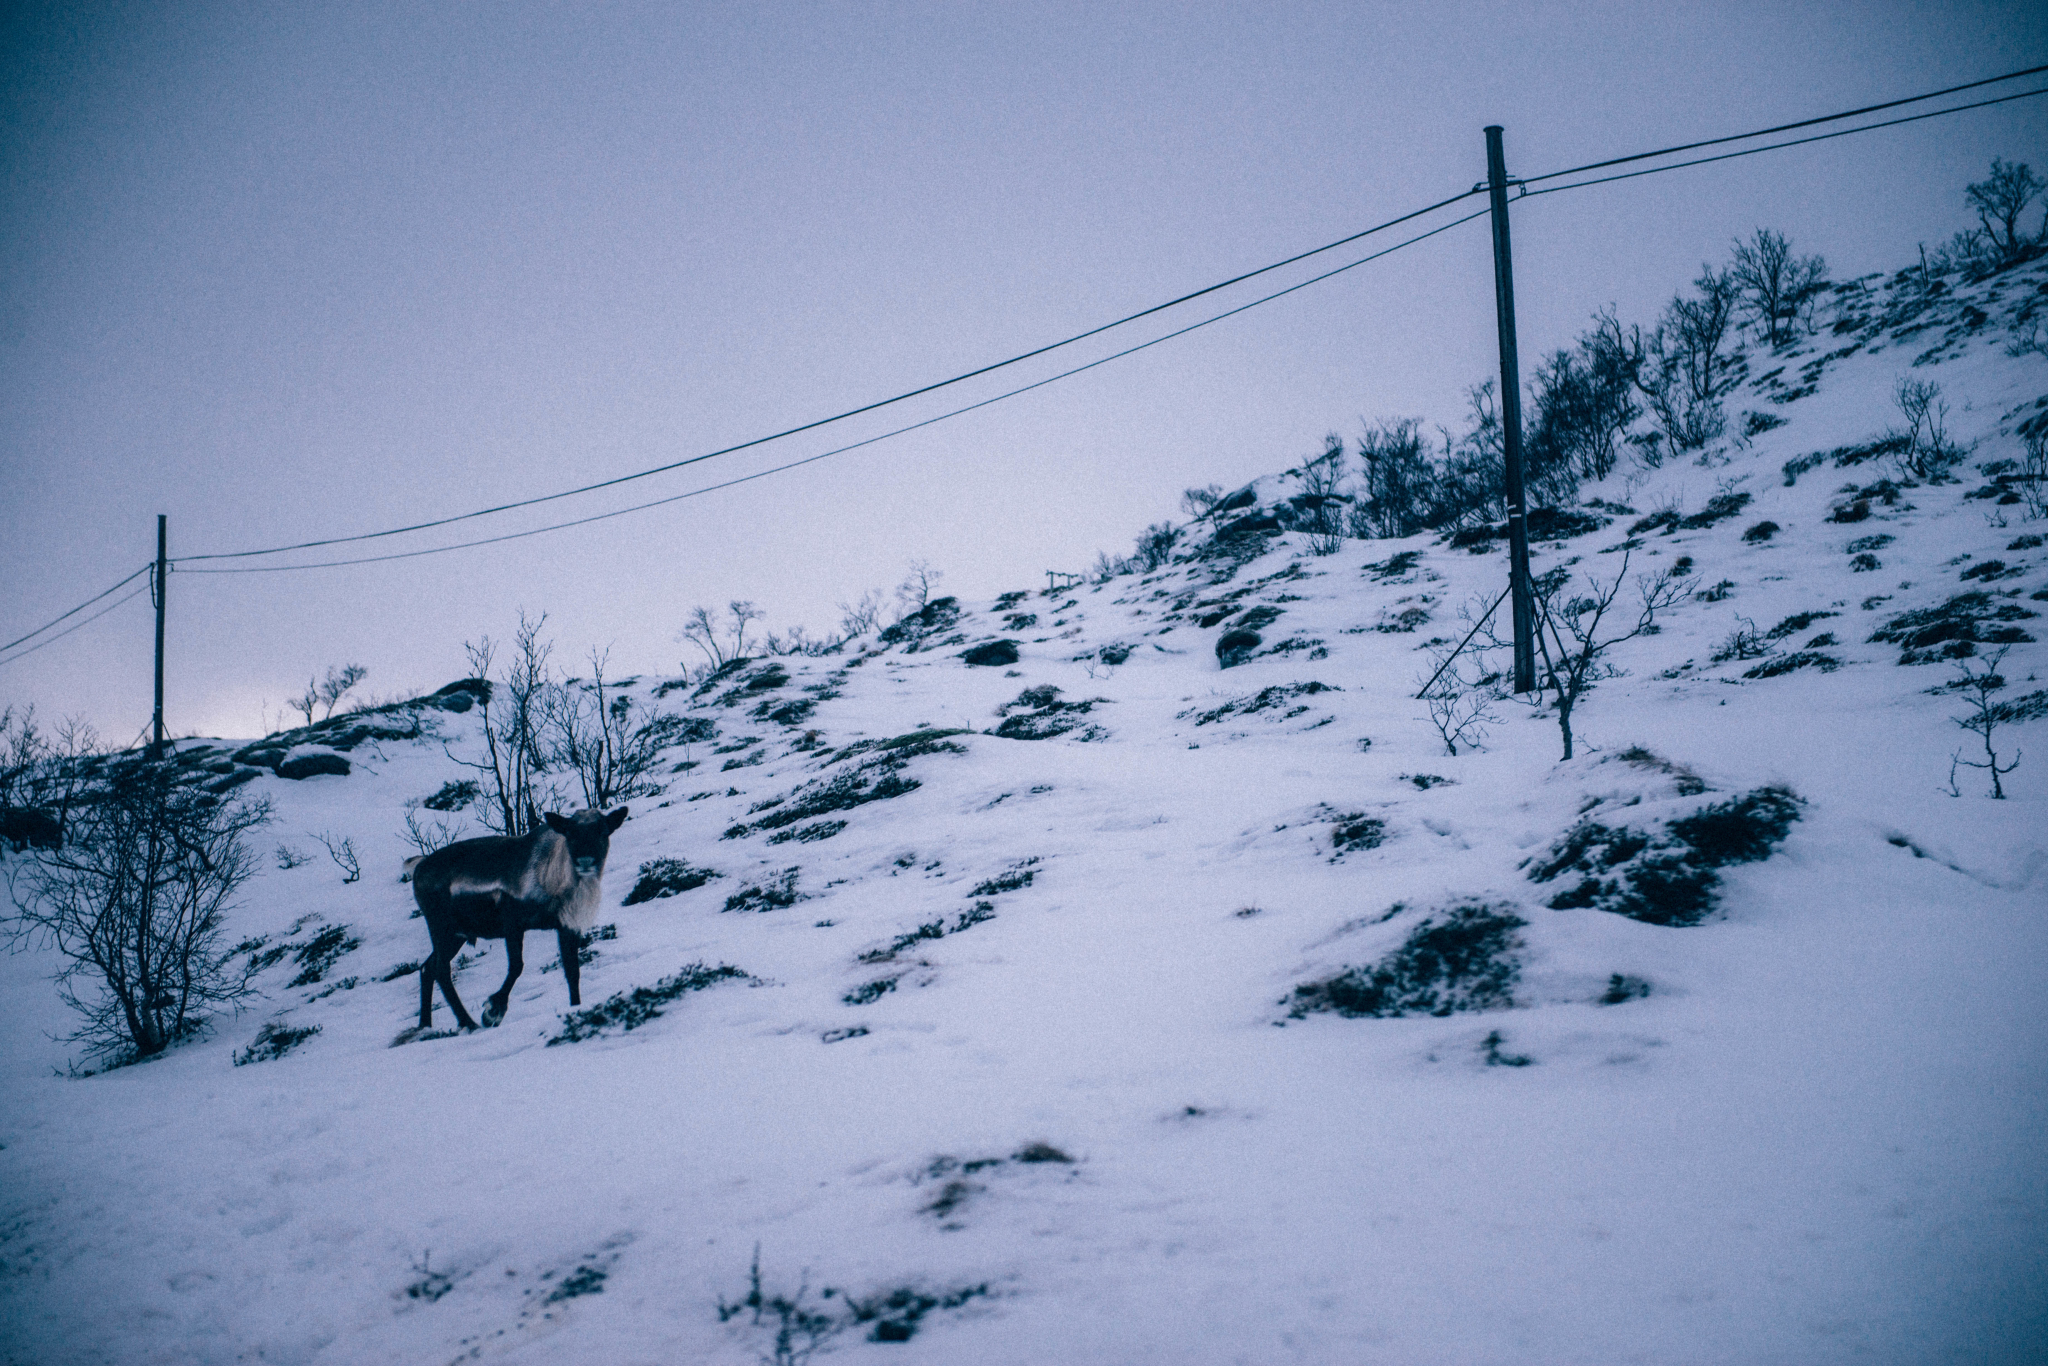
[
  {"xmin": 316, "ymin": 830, "xmax": 361, "ymax": 883},
  {"xmin": 2018, "ymin": 430, "xmax": 2048, "ymax": 521},
  {"xmin": 7, "ymin": 761, "xmax": 270, "ymax": 1066},
  {"xmin": 1892, "ymin": 378, "xmax": 1963, "ymax": 479},
  {"xmin": 835, "ymin": 589, "xmax": 884, "ymax": 641},
  {"xmin": 1966, "ymin": 159, "xmax": 2046, "ymax": 267},
  {"xmin": 1527, "ymin": 310, "xmax": 1645, "ymax": 485},
  {"xmin": 1729, "ymin": 230, "xmax": 1828, "ymax": 347},
  {"xmin": 1416, "ymin": 646, "xmax": 1502, "ymax": 757},
  {"xmin": 547, "ymin": 646, "xmax": 671, "ymax": 809},
  {"xmin": 288, "ymin": 681, "xmax": 320, "ymax": 727},
  {"xmin": 1948, "ymin": 647, "xmax": 2022, "ymax": 798},
  {"xmin": 401, "ymin": 807, "xmax": 468, "ymax": 861},
  {"xmin": 894, "ymin": 560, "xmax": 943, "ymax": 616},
  {"xmin": 1180, "ymin": 484, "xmax": 1225, "ymax": 520},
  {"xmin": 451, "ymin": 615, "xmax": 563, "ymax": 836},
  {"xmin": 1292, "ymin": 435, "xmax": 1348, "ymax": 555},
  {"xmin": 317, "ymin": 664, "xmax": 368, "ymax": 719},
  {"xmin": 1, "ymin": 709, "xmax": 99, "ymax": 850},
  {"xmin": 1527, "ymin": 552, "xmax": 1688, "ymax": 760},
  {"xmin": 1640, "ymin": 267, "xmax": 1738, "ymax": 452},
  {"xmin": 677, "ymin": 601, "xmax": 766, "ymax": 675},
  {"xmin": 1132, "ymin": 522, "xmax": 1180, "ymax": 571},
  {"xmin": 1354, "ymin": 418, "xmax": 1435, "ymax": 538}
]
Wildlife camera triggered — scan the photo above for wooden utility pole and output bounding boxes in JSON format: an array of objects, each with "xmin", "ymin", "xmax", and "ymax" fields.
[
  {"xmin": 1484, "ymin": 125, "xmax": 1537, "ymax": 694},
  {"xmin": 152, "ymin": 514, "xmax": 167, "ymax": 755}
]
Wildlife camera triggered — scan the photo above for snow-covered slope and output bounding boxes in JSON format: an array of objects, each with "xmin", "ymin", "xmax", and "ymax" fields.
[{"xmin": 4, "ymin": 260, "xmax": 2047, "ymax": 1366}]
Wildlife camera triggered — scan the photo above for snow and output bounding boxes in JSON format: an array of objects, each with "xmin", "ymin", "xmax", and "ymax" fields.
[{"xmin": 4, "ymin": 259, "xmax": 2047, "ymax": 1365}]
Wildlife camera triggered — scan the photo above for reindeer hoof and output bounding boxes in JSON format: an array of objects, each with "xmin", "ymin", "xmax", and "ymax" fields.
[{"xmin": 481, "ymin": 1000, "xmax": 506, "ymax": 1028}]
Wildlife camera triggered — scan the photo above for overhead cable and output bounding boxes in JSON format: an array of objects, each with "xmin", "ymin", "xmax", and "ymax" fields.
[
  {"xmin": 1523, "ymin": 60, "xmax": 2048, "ymax": 185},
  {"xmin": 0, "ymin": 582, "xmax": 152, "ymax": 670},
  {"xmin": 0, "ymin": 564, "xmax": 152, "ymax": 656},
  {"xmin": 1526, "ymin": 85, "xmax": 2048, "ymax": 199},
  {"xmin": 175, "ymin": 189, "xmax": 1485, "ymax": 564},
  {"xmin": 176, "ymin": 206, "xmax": 1493, "ymax": 574}
]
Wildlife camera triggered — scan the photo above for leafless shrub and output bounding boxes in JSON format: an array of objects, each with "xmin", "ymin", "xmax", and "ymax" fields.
[
  {"xmin": 1528, "ymin": 550, "xmax": 1689, "ymax": 760},
  {"xmin": 832, "ymin": 590, "xmax": 883, "ymax": 642},
  {"xmin": 1711, "ymin": 616, "xmax": 1773, "ymax": 664},
  {"xmin": 316, "ymin": 831, "xmax": 361, "ymax": 884},
  {"xmin": 894, "ymin": 560, "xmax": 943, "ymax": 617},
  {"xmin": 2015, "ymin": 430, "xmax": 2048, "ymax": 521},
  {"xmin": 1948, "ymin": 647, "xmax": 2022, "ymax": 798},
  {"xmin": 1354, "ymin": 418, "xmax": 1435, "ymax": 538},
  {"xmin": 274, "ymin": 843, "xmax": 312, "ymax": 870},
  {"xmin": 1417, "ymin": 650, "xmax": 1502, "ymax": 757},
  {"xmin": 1965, "ymin": 159, "xmax": 2047, "ymax": 268},
  {"xmin": 401, "ymin": 808, "xmax": 468, "ymax": 860},
  {"xmin": 1639, "ymin": 267, "xmax": 1738, "ymax": 453},
  {"xmin": 547, "ymin": 647, "xmax": 671, "ymax": 809},
  {"xmin": 679, "ymin": 601, "xmax": 766, "ymax": 675},
  {"xmin": 1892, "ymin": 378, "xmax": 1964, "ymax": 480},
  {"xmin": 1291, "ymin": 435, "xmax": 1349, "ymax": 555},
  {"xmin": 6, "ymin": 761, "xmax": 270, "ymax": 1066},
  {"xmin": 449, "ymin": 614, "xmax": 565, "ymax": 836},
  {"xmin": 1181, "ymin": 484, "xmax": 1225, "ymax": 519},
  {"xmin": 290, "ymin": 664, "xmax": 368, "ymax": 724},
  {"xmin": 1133, "ymin": 522, "xmax": 1180, "ymax": 571},
  {"xmin": 1729, "ymin": 229, "xmax": 1828, "ymax": 347}
]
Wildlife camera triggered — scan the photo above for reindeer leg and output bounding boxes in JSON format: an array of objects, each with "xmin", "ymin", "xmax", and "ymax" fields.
[
  {"xmin": 557, "ymin": 926, "xmax": 583, "ymax": 1007},
  {"xmin": 431, "ymin": 931, "xmax": 478, "ymax": 1031},
  {"xmin": 484, "ymin": 929, "xmax": 524, "ymax": 1027}
]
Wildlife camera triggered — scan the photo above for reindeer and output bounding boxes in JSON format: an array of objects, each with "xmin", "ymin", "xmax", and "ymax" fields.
[{"xmin": 411, "ymin": 807, "xmax": 627, "ymax": 1030}]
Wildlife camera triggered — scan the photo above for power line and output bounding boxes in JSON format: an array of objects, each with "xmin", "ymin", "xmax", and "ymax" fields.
[
  {"xmin": 1526, "ymin": 85, "xmax": 2048, "ymax": 199},
  {"xmin": 175, "ymin": 188, "xmax": 1485, "ymax": 565},
  {"xmin": 177, "ymin": 73, "xmax": 2048, "ymax": 578},
  {"xmin": 0, "ymin": 581, "xmax": 152, "ymax": 670},
  {"xmin": 178, "ymin": 206, "xmax": 1494, "ymax": 575},
  {"xmin": 0, "ymin": 564, "xmax": 152, "ymax": 656},
  {"xmin": 1523, "ymin": 60, "xmax": 2048, "ymax": 185}
]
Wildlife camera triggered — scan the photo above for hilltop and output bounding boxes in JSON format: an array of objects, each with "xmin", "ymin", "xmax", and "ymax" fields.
[{"xmin": 2, "ymin": 252, "xmax": 2046, "ymax": 1365}]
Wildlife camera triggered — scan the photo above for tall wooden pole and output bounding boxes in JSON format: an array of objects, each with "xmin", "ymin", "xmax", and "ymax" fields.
[
  {"xmin": 1485, "ymin": 125, "xmax": 1537, "ymax": 694},
  {"xmin": 152, "ymin": 514, "xmax": 167, "ymax": 755}
]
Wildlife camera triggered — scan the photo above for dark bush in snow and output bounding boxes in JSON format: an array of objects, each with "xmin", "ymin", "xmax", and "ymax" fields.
[
  {"xmin": 989, "ymin": 686, "xmax": 1108, "ymax": 741},
  {"xmin": 622, "ymin": 857, "xmax": 720, "ymax": 905},
  {"xmin": 1288, "ymin": 903, "xmax": 1525, "ymax": 1018},
  {"xmin": 1679, "ymin": 492, "xmax": 1753, "ymax": 530},
  {"xmin": 1181, "ymin": 681, "xmax": 1340, "ymax": 726},
  {"xmin": 421, "ymin": 779, "xmax": 478, "ymax": 811},
  {"xmin": 1870, "ymin": 592, "xmax": 2038, "ymax": 664},
  {"xmin": 1531, "ymin": 787, "xmax": 1803, "ymax": 925},
  {"xmin": 1329, "ymin": 814, "xmax": 1386, "ymax": 855},
  {"xmin": 1216, "ymin": 629, "xmax": 1262, "ymax": 668},
  {"xmin": 1766, "ymin": 610, "xmax": 1838, "ymax": 639},
  {"xmin": 722, "ymin": 869, "xmax": 803, "ymax": 913},
  {"xmin": 879, "ymin": 597, "xmax": 962, "ymax": 649},
  {"xmin": 232, "ymin": 1021, "xmax": 320, "ymax": 1065},
  {"xmin": 1742, "ymin": 520, "xmax": 1780, "ymax": 543},
  {"xmin": 1744, "ymin": 651, "xmax": 1840, "ymax": 678},
  {"xmin": 960, "ymin": 640, "xmax": 1020, "ymax": 667},
  {"xmin": 548, "ymin": 962, "xmax": 750, "ymax": 1043}
]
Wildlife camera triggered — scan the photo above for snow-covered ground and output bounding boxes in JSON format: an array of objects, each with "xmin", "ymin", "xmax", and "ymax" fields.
[{"xmin": 4, "ymin": 259, "xmax": 2046, "ymax": 1365}]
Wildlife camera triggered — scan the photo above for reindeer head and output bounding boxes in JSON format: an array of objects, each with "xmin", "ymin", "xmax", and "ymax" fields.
[{"xmin": 545, "ymin": 807, "xmax": 629, "ymax": 879}]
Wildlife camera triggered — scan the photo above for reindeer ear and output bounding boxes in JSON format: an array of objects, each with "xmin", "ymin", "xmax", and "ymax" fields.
[
  {"xmin": 544, "ymin": 812, "xmax": 572, "ymax": 835},
  {"xmin": 606, "ymin": 807, "xmax": 629, "ymax": 831}
]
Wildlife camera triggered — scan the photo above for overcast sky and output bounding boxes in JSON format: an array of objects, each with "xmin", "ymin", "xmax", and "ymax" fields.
[{"xmin": 4, "ymin": 1, "xmax": 2044, "ymax": 741}]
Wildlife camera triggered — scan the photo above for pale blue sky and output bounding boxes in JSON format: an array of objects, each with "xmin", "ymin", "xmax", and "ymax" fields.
[{"xmin": 4, "ymin": 1, "xmax": 2044, "ymax": 738}]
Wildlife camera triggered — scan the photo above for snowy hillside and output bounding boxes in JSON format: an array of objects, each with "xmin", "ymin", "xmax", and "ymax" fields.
[{"xmin": 4, "ymin": 257, "xmax": 2047, "ymax": 1366}]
